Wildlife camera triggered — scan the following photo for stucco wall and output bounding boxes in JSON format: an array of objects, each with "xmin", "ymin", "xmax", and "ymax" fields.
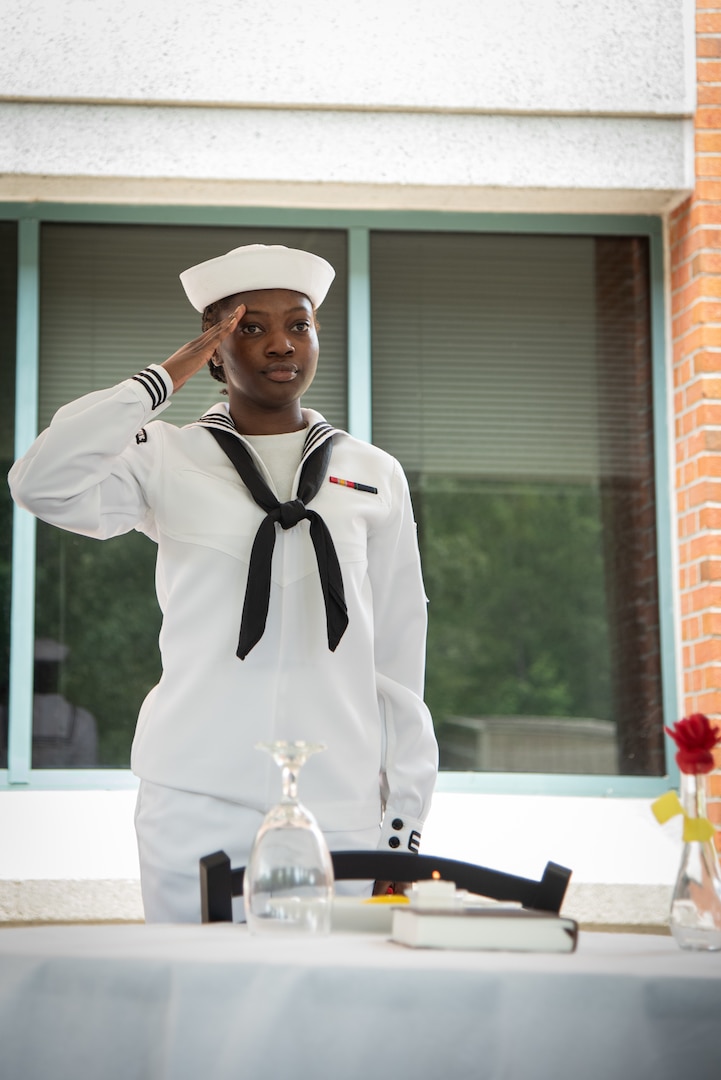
[
  {"xmin": 0, "ymin": 0, "xmax": 696, "ymax": 212},
  {"xmin": 1, "ymin": 0, "xmax": 693, "ymax": 114}
]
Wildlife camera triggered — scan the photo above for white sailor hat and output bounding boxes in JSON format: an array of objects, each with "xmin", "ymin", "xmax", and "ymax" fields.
[{"xmin": 179, "ymin": 243, "xmax": 336, "ymax": 313}]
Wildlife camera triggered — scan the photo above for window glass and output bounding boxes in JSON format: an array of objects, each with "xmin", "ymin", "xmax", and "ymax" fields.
[
  {"xmin": 32, "ymin": 224, "xmax": 347, "ymax": 767},
  {"xmin": 371, "ymin": 231, "xmax": 663, "ymax": 776},
  {"xmin": 38, "ymin": 224, "xmax": 348, "ymax": 430},
  {"xmin": 0, "ymin": 223, "xmax": 17, "ymax": 768}
]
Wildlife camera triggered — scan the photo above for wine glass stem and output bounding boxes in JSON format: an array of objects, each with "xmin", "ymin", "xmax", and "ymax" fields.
[{"xmin": 281, "ymin": 764, "xmax": 299, "ymax": 803}]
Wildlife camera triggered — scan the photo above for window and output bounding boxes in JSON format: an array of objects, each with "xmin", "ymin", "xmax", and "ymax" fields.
[
  {"xmin": 3, "ymin": 211, "xmax": 670, "ymax": 786},
  {"xmin": 371, "ymin": 231, "xmax": 663, "ymax": 776},
  {"xmin": 31, "ymin": 223, "xmax": 348, "ymax": 767}
]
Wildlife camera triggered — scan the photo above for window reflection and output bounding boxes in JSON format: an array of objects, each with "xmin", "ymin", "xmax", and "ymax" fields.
[
  {"xmin": 0, "ymin": 639, "xmax": 99, "ymax": 768},
  {"xmin": 31, "ymin": 527, "xmax": 161, "ymax": 768},
  {"xmin": 29, "ymin": 223, "xmax": 347, "ymax": 768},
  {"xmin": 372, "ymin": 232, "xmax": 663, "ymax": 775}
]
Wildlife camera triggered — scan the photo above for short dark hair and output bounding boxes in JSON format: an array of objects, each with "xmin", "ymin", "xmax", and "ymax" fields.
[{"xmin": 202, "ymin": 299, "xmax": 229, "ymax": 386}]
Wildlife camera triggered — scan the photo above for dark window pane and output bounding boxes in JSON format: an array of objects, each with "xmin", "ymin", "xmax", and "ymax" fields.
[
  {"xmin": 32, "ymin": 224, "xmax": 347, "ymax": 768},
  {"xmin": 38, "ymin": 224, "xmax": 347, "ymax": 430},
  {"xmin": 33, "ymin": 527, "xmax": 161, "ymax": 767},
  {"xmin": 371, "ymin": 231, "xmax": 663, "ymax": 776}
]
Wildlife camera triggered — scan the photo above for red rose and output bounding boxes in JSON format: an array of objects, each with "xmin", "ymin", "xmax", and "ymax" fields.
[{"xmin": 664, "ymin": 713, "xmax": 721, "ymax": 775}]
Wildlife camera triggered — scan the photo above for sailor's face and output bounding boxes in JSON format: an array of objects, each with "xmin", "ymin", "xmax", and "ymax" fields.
[{"xmin": 213, "ymin": 289, "xmax": 319, "ymax": 418}]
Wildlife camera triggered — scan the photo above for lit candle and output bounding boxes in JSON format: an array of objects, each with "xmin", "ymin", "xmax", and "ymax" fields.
[{"xmin": 409, "ymin": 873, "xmax": 458, "ymax": 909}]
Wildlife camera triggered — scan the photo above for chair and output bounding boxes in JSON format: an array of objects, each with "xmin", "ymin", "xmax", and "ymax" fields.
[{"xmin": 199, "ymin": 849, "xmax": 572, "ymax": 923}]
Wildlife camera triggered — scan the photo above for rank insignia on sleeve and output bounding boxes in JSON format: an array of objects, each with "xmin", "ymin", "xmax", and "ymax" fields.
[
  {"xmin": 329, "ymin": 475, "xmax": 378, "ymax": 494},
  {"xmin": 135, "ymin": 428, "xmax": 148, "ymax": 444}
]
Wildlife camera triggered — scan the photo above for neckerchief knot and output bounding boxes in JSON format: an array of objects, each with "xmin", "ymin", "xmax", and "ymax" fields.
[{"xmin": 276, "ymin": 498, "xmax": 308, "ymax": 530}]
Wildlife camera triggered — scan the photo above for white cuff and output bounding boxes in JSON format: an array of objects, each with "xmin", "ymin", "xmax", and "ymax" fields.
[
  {"xmin": 378, "ymin": 810, "xmax": 425, "ymax": 854},
  {"xmin": 131, "ymin": 365, "xmax": 173, "ymax": 411}
]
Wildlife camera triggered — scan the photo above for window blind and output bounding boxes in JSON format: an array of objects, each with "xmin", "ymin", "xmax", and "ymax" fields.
[
  {"xmin": 0, "ymin": 222, "xmax": 17, "ymax": 461},
  {"xmin": 39, "ymin": 224, "xmax": 348, "ymax": 431},
  {"xmin": 370, "ymin": 231, "xmax": 649, "ymax": 482}
]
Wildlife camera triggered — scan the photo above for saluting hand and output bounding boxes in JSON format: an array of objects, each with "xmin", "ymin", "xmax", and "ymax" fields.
[{"xmin": 161, "ymin": 305, "xmax": 244, "ymax": 391}]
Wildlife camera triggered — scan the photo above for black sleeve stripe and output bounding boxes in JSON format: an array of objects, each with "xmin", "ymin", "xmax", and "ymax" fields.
[{"xmin": 132, "ymin": 367, "xmax": 169, "ymax": 410}]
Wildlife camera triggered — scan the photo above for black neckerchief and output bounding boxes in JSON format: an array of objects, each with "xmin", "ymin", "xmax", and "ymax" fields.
[{"xmin": 205, "ymin": 424, "xmax": 349, "ymax": 660}]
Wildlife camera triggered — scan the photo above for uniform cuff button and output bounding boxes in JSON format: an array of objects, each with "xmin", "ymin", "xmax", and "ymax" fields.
[
  {"xmin": 391, "ymin": 818, "xmax": 404, "ymax": 830},
  {"xmin": 388, "ymin": 836, "xmax": 401, "ymax": 849}
]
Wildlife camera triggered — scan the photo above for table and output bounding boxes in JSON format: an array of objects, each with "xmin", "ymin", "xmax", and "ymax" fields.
[{"xmin": 0, "ymin": 924, "xmax": 719, "ymax": 1080}]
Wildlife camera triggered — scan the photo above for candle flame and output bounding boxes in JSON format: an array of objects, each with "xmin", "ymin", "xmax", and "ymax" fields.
[{"xmin": 432, "ymin": 870, "xmax": 441, "ymax": 880}]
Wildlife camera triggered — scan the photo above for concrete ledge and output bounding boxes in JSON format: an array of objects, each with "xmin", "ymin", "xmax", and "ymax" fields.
[
  {"xmin": 0, "ymin": 879, "xmax": 672, "ymax": 931},
  {"xmin": 0, "ymin": 174, "xmax": 692, "ymax": 216},
  {"xmin": 0, "ymin": 880, "xmax": 144, "ymax": 923},
  {"xmin": 562, "ymin": 883, "xmax": 672, "ymax": 932}
]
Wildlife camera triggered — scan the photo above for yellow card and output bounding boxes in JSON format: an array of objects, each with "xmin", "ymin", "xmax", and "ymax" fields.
[{"xmin": 651, "ymin": 790, "xmax": 683, "ymax": 824}]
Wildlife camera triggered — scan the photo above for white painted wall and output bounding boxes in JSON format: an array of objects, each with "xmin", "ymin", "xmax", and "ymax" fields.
[
  {"xmin": 0, "ymin": 788, "xmax": 681, "ymax": 886},
  {"xmin": 0, "ymin": 789, "xmax": 140, "ymax": 880}
]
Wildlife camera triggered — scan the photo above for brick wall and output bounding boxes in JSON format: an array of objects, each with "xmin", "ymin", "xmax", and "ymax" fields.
[
  {"xmin": 671, "ymin": 0, "xmax": 721, "ymax": 839},
  {"xmin": 596, "ymin": 238, "xmax": 664, "ymax": 775}
]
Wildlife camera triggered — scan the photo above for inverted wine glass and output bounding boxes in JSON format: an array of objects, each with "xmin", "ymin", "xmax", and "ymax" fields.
[{"xmin": 243, "ymin": 740, "xmax": 335, "ymax": 935}]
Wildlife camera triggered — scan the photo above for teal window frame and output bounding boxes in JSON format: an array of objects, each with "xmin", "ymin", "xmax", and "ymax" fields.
[{"xmin": 0, "ymin": 202, "xmax": 678, "ymax": 796}]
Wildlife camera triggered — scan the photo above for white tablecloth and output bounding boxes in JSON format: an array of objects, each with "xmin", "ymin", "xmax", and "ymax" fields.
[{"xmin": 0, "ymin": 924, "xmax": 719, "ymax": 1080}]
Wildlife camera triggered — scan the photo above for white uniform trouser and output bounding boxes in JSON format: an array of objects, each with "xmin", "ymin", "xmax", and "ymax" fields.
[{"xmin": 135, "ymin": 780, "xmax": 379, "ymax": 923}]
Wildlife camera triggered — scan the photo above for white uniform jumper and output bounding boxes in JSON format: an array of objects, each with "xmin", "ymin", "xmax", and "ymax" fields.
[{"xmin": 10, "ymin": 365, "xmax": 438, "ymax": 918}]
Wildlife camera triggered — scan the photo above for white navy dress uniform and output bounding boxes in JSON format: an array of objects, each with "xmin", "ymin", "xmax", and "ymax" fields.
[{"xmin": 8, "ymin": 244, "xmax": 439, "ymax": 922}]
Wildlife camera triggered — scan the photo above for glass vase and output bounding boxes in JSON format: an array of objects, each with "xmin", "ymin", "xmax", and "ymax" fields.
[{"xmin": 669, "ymin": 771, "xmax": 721, "ymax": 951}]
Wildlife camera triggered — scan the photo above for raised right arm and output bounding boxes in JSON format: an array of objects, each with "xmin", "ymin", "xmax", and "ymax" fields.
[
  {"xmin": 8, "ymin": 367, "xmax": 174, "ymax": 539},
  {"xmin": 8, "ymin": 306, "xmax": 243, "ymax": 540}
]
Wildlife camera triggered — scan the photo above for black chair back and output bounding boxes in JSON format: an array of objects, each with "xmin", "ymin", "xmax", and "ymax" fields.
[{"xmin": 199, "ymin": 849, "xmax": 572, "ymax": 923}]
